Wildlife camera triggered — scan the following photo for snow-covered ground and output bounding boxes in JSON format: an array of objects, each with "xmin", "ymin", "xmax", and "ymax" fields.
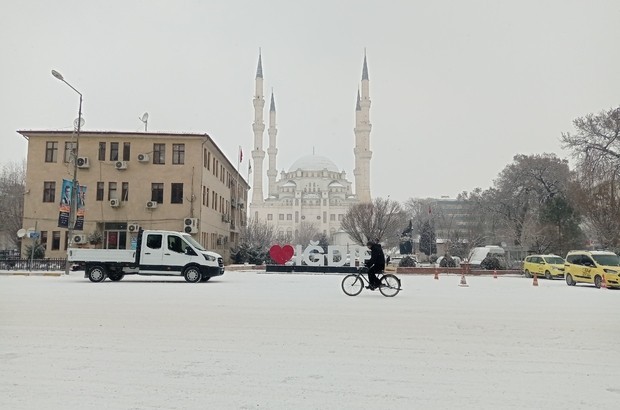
[{"xmin": 1, "ymin": 270, "xmax": 618, "ymax": 410}]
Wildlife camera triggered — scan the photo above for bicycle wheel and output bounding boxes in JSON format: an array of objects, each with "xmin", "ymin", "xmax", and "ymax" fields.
[
  {"xmin": 341, "ymin": 274, "xmax": 364, "ymax": 296},
  {"xmin": 379, "ymin": 274, "xmax": 401, "ymax": 297}
]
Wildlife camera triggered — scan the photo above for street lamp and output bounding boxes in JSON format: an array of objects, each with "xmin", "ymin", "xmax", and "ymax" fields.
[{"xmin": 51, "ymin": 69, "xmax": 83, "ymax": 275}]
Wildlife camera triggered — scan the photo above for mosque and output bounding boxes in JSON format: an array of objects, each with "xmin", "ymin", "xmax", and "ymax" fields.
[{"xmin": 249, "ymin": 52, "xmax": 373, "ymax": 244}]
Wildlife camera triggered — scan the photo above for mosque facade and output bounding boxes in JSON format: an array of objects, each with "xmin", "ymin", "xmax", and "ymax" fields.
[{"xmin": 249, "ymin": 53, "xmax": 372, "ymax": 242}]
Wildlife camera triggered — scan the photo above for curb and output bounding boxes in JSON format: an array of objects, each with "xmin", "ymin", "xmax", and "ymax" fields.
[{"xmin": 0, "ymin": 271, "xmax": 63, "ymax": 277}]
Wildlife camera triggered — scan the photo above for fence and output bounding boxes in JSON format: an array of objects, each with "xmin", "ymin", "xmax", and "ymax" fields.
[{"xmin": 0, "ymin": 258, "xmax": 67, "ymax": 271}]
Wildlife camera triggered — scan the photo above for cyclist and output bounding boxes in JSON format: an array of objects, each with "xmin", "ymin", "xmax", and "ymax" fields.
[{"xmin": 365, "ymin": 240, "xmax": 385, "ymax": 290}]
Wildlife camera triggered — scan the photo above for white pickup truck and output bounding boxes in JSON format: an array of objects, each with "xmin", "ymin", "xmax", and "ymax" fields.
[{"xmin": 68, "ymin": 230, "xmax": 224, "ymax": 283}]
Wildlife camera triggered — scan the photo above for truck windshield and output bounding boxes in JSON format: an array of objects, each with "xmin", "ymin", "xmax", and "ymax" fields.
[
  {"xmin": 544, "ymin": 256, "xmax": 565, "ymax": 264},
  {"xmin": 182, "ymin": 234, "xmax": 206, "ymax": 251},
  {"xmin": 593, "ymin": 254, "xmax": 620, "ymax": 266}
]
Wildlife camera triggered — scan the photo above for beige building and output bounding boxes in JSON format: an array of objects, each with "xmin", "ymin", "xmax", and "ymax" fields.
[
  {"xmin": 250, "ymin": 52, "xmax": 373, "ymax": 243},
  {"xmin": 18, "ymin": 130, "xmax": 248, "ymax": 262}
]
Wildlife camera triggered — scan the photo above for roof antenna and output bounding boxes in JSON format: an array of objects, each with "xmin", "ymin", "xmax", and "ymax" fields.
[
  {"xmin": 313, "ymin": 146, "xmax": 315, "ymax": 155},
  {"xmin": 139, "ymin": 112, "xmax": 149, "ymax": 132}
]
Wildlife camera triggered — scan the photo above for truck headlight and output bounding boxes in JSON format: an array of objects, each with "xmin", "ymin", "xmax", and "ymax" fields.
[{"xmin": 203, "ymin": 254, "xmax": 216, "ymax": 262}]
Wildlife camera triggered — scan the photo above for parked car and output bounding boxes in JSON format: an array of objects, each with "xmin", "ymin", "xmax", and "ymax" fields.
[
  {"xmin": 523, "ymin": 254, "xmax": 565, "ymax": 279},
  {"xmin": 564, "ymin": 250, "xmax": 620, "ymax": 288}
]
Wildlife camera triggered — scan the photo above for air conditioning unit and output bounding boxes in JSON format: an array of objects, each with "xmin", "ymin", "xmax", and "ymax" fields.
[
  {"xmin": 183, "ymin": 217, "xmax": 198, "ymax": 234},
  {"xmin": 127, "ymin": 223, "xmax": 141, "ymax": 233},
  {"xmin": 72, "ymin": 234, "xmax": 87, "ymax": 244},
  {"xmin": 237, "ymin": 200, "xmax": 244, "ymax": 208},
  {"xmin": 221, "ymin": 214, "xmax": 231, "ymax": 223},
  {"xmin": 115, "ymin": 161, "xmax": 128, "ymax": 170},
  {"xmin": 137, "ymin": 153, "xmax": 150, "ymax": 162},
  {"xmin": 146, "ymin": 200, "xmax": 158, "ymax": 209},
  {"xmin": 110, "ymin": 198, "xmax": 120, "ymax": 207},
  {"xmin": 216, "ymin": 237, "xmax": 222, "ymax": 246},
  {"xmin": 76, "ymin": 157, "xmax": 90, "ymax": 169}
]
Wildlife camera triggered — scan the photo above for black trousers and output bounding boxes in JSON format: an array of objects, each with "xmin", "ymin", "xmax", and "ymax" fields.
[{"xmin": 368, "ymin": 266, "xmax": 382, "ymax": 287}]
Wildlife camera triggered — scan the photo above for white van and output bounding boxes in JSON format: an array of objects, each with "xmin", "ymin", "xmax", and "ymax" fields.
[{"xmin": 467, "ymin": 246, "xmax": 505, "ymax": 268}]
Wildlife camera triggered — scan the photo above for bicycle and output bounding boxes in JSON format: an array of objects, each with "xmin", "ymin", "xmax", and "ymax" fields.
[{"xmin": 341, "ymin": 267, "xmax": 401, "ymax": 297}]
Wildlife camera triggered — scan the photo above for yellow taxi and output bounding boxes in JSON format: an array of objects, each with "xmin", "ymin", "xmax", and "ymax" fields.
[
  {"xmin": 564, "ymin": 250, "xmax": 620, "ymax": 288},
  {"xmin": 522, "ymin": 254, "xmax": 565, "ymax": 280}
]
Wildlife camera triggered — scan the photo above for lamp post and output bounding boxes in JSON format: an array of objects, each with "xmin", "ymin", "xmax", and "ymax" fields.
[{"xmin": 51, "ymin": 70, "xmax": 82, "ymax": 275}]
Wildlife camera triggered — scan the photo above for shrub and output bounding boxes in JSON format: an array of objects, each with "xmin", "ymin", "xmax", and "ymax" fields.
[
  {"xmin": 399, "ymin": 256, "xmax": 417, "ymax": 267},
  {"xmin": 440, "ymin": 255, "xmax": 456, "ymax": 267}
]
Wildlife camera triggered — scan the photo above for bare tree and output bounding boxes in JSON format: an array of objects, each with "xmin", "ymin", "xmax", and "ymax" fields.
[
  {"xmin": 341, "ymin": 197, "xmax": 406, "ymax": 246},
  {"xmin": 0, "ymin": 161, "xmax": 26, "ymax": 250},
  {"xmin": 230, "ymin": 218, "xmax": 276, "ymax": 264},
  {"xmin": 561, "ymin": 106, "xmax": 620, "ymax": 178},
  {"xmin": 293, "ymin": 221, "xmax": 319, "ymax": 246},
  {"xmin": 562, "ymin": 107, "xmax": 620, "ymax": 250}
]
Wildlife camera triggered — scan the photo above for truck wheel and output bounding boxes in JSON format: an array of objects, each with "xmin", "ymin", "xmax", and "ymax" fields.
[
  {"xmin": 524, "ymin": 269, "xmax": 531, "ymax": 278},
  {"xmin": 544, "ymin": 270, "xmax": 552, "ymax": 280},
  {"xmin": 88, "ymin": 266, "xmax": 107, "ymax": 283},
  {"xmin": 108, "ymin": 273, "xmax": 124, "ymax": 282},
  {"xmin": 183, "ymin": 266, "xmax": 202, "ymax": 283}
]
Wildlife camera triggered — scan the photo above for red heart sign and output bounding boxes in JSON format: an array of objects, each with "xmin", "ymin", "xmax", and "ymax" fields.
[{"xmin": 269, "ymin": 244, "xmax": 294, "ymax": 265}]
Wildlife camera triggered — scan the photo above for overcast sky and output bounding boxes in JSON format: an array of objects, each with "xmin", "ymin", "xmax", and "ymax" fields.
[{"xmin": 1, "ymin": 0, "xmax": 619, "ymax": 202}]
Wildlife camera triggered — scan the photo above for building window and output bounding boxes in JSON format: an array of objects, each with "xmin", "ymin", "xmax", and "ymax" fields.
[
  {"xmin": 40, "ymin": 231, "xmax": 48, "ymax": 251},
  {"xmin": 110, "ymin": 142, "xmax": 119, "ymax": 161},
  {"xmin": 51, "ymin": 231, "xmax": 61, "ymax": 251},
  {"xmin": 98, "ymin": 142, "xmax": 106, "ymax": 161},
  {"xmin": 151, "ymin": 183, "xmax": 164, "ymax": 203},
  {"xmin": 153, "ymin": 144, "xmax": 165, "ymax": 164},
  {"xmin": 122, "ymin": 182, "xmax": 129, "ymax": 201},
  {"xmin": 206, "ymin": 187, "xmax": 209, "ymax": 206},
  {"xmin": 287, "ymin": 214, "xmax": 292, "ymax": 220},
  {"xmin": 43, "ymin": 181, "xmax": 55, "ymax": 203},
  {"xmin": 96, "ymin": 182, "xmax": 104, "ymax": 201},
  {"xmin": 207, "ymin": 151, "xmax": 211, "ymax": 170},
  {"xmin": 267, "ymin": 214, "xmax": 273, "ymax": 221},
  {"xmin": 108, "ymin": 182, "xmax": 117, "ymax": 200},
  {"xmin": 172, "ymin": 144, "xmax": 185, "ymax": 165},
  {"xmin": 330, "ymin": 214, "xmax": 336, "ymax": 221},
  {"xmin": 338, "ymin": 214, "xmax": 343, "ymax": 221},
  {"xmin": 45, "ymin": 141, "xmax": 58, "ymax": 163},
  {"xmin": 171, "ymin": 183, "xmax": 183, "ymax": 204},
  {"xmin": 323, "ymin": 212, "xmax": 327, "ymax": 222},
  {"xmin": 123, "ymin": 142, "xmax": 131, "ymax": 161},
  {"xmin": 64, "ymin": 141, "xmax": 76, "ymax": 163},
  {"xmin": 279, "ymin": 214, "xmax": 284, "ymax": 220}
]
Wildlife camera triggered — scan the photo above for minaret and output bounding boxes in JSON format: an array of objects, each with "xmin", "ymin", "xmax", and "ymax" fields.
[
  {"xmin": 353, "ymin": 52, "xmax": 372, "ymax": 202},
  {"xmin": 251, "ymin": 52, "xmax": 266, "ymax": 204},
  {"xmin": 267, "ymin": 91, "xmax": 278, "ymax": 197}
]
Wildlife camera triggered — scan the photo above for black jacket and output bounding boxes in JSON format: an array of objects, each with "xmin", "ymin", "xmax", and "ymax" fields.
[{"xmin": 365, "ymin": 243, "xmax": 385, "ymax": 270}]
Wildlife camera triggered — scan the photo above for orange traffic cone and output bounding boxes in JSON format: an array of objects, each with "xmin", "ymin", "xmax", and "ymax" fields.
[
  {"xmin": 434, "ymin": 268, "xmax": 439, "ymax": 280},
  {"xmin": 601, "ymin": 274, "xmax": 607, "ymax": 289},
  {"xmin": 532, "ymin": 273, "xmax": 539, "ymax": 287},
  {"xmin": 493, "ymin": 269, "xmax": 498, "ymax": 279},
  {"xmin": 458, "ymin": 273, "xmax": 469, "ymax": 287}
]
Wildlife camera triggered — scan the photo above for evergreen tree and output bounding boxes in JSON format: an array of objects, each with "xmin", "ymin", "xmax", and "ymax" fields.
[{"xmin": 419, "ymin": 220, "xmax": 437, "ymax": 256}]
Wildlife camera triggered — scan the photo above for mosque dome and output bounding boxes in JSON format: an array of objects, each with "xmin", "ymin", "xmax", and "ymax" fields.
[{"xmin": 288, "ymin": 154, "xmax": 339, "ymax": 173}]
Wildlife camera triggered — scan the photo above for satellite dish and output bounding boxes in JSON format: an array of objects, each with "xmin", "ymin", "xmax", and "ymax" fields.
[
  {"xmin": 74, "ymin": 117, "xmax": 85, "ymax": 129},
  {"xmin": 17, "ymin": 228, "xmax": 26, "ymax": 238},
  {"xmin": 138, "ymin": 112, "xmax": 149, "ymax": 131}
]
